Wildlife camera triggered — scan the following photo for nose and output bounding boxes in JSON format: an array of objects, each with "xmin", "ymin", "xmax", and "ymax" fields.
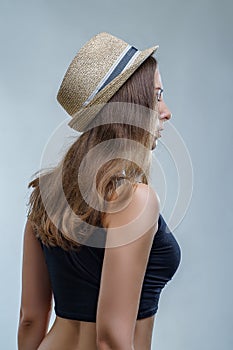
[{"xmin": 159, "ymin": 100, "xmax": 172, "ymax": 123}]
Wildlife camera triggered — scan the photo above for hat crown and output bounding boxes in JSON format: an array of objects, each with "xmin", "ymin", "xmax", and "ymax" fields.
[{"xmin": 57, "ymin": 32, "xmax": 130, "ymax": 115}]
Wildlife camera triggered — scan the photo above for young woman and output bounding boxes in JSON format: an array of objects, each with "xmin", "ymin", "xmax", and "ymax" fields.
[{"xmin": 17, "ymin": 32, "xmax": 181, "ymax": 350}]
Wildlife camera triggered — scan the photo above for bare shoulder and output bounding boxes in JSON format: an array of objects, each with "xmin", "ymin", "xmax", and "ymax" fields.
[
  {"xmin": 135, "ymin": 182, "xmax": 160, "ymax": 207},
  {"xmin": 103, "ymin": 182, "xmax": 160, "ymax": 247}
]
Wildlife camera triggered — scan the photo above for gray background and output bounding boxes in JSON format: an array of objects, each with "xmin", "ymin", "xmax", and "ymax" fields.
[{"xmin": 0, "ymin": 0, "xmax": 232, "ymax": 349}]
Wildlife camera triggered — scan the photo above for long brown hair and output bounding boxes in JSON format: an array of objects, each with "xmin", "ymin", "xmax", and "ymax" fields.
[{"xmin": 27, "ymin": 55, "xmax": 158, "ymax": 250}]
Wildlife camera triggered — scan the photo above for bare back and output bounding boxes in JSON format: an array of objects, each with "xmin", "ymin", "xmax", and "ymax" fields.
[{"xmin": 37, "ymin": 315, "xmax": 155, "ymax": 350}]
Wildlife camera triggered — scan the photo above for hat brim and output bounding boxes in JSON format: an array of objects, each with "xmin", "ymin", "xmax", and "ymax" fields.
[{"xmin": 68, "ymin": 45, "xmax": 159, "ymax": 132}]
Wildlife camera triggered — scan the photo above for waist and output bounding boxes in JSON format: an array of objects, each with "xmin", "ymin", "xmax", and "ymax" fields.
[{"xmin": 37, "ymin": 316, "xmax": 97, "ymax": 350}]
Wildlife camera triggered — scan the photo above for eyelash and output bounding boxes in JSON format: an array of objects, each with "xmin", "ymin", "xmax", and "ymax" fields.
[{"xmin": 156, "ymin": 89, "xmax": 164, "ymax": 102}]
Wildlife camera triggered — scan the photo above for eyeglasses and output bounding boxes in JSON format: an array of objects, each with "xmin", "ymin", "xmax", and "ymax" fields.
[{"xmin": 155, "ymin": 88, "xmax": 164, "ymax": 102}]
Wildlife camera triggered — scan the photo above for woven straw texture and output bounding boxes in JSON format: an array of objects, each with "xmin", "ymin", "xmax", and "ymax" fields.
[{"xmin": 57, "ymin": 32, "xmax": 159, "ymax": 132}]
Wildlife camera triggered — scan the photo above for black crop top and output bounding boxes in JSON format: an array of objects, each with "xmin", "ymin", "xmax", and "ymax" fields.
[{"xmin": 39, "ymin": 214, "xmax": 181, "ymax": 322}]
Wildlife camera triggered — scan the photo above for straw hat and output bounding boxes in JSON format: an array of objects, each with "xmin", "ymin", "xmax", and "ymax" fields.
[{"xmin": 57, "ymin": 32, "xmax": 159, "ymax": 132}]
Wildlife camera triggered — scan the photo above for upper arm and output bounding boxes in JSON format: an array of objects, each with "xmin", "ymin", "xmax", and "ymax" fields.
[
  {"xmin": 96, "ymin": 183, "xmax": 160, "ymax": 345},
  {"xmin": 20, "ymin": 219, "xmax": 52, "ymax": 321}
]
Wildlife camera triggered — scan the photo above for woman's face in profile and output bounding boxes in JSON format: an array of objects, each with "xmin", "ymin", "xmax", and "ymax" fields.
[{"xmin": 151, "ymin": 68, "xmax": 172, "ymax": 150}]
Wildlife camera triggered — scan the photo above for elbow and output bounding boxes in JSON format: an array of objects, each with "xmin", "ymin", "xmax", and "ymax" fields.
[
  {"xmin": 19, "ymin": 314, "xmax": 40, "ymax": 328},
  {"xmin": 19, "ymin": 318, "xmax": 34, "ymax": 328},
  {"xmin": 19, "ymin": 309, "xmax": 36, "ymax": 327},
  {"xmin": 97, "ymin": 339, "xmax": 110, "ymax": 350},
  {"xmin": 18, "ymin": 310, "xmax": 51, "ymax": 349},
  {"xmin": 97, "ymin": 339, "xmax": 113, "ymax": 350},
  {"xmin": 19, "ymin": 307, "xmax": 51, "ymax": 328},
  {"xmin": 18, "ymin": 315, "xmax": 38, "ymax": 333},
  {"xmin": 97, "ymin": 337, "xmax": 133, "ymax": 350},
  {"xmin": 96, "ymin": 318, "xmax": 134, "ymax": 349}
]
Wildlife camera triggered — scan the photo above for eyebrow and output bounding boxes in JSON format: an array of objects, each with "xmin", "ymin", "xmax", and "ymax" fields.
[{"xmin": 155, "ymin": 87, "xmax": 164, "ymax": 91}]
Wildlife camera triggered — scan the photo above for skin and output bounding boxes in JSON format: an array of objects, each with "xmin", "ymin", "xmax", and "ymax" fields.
[
  {"xmin": 152, "ymin": 67, "xmax": 172, "ymax": 150},
  {"xmin": 17, "ymin": 67, "xmax": 172, "ymax": 350}
]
